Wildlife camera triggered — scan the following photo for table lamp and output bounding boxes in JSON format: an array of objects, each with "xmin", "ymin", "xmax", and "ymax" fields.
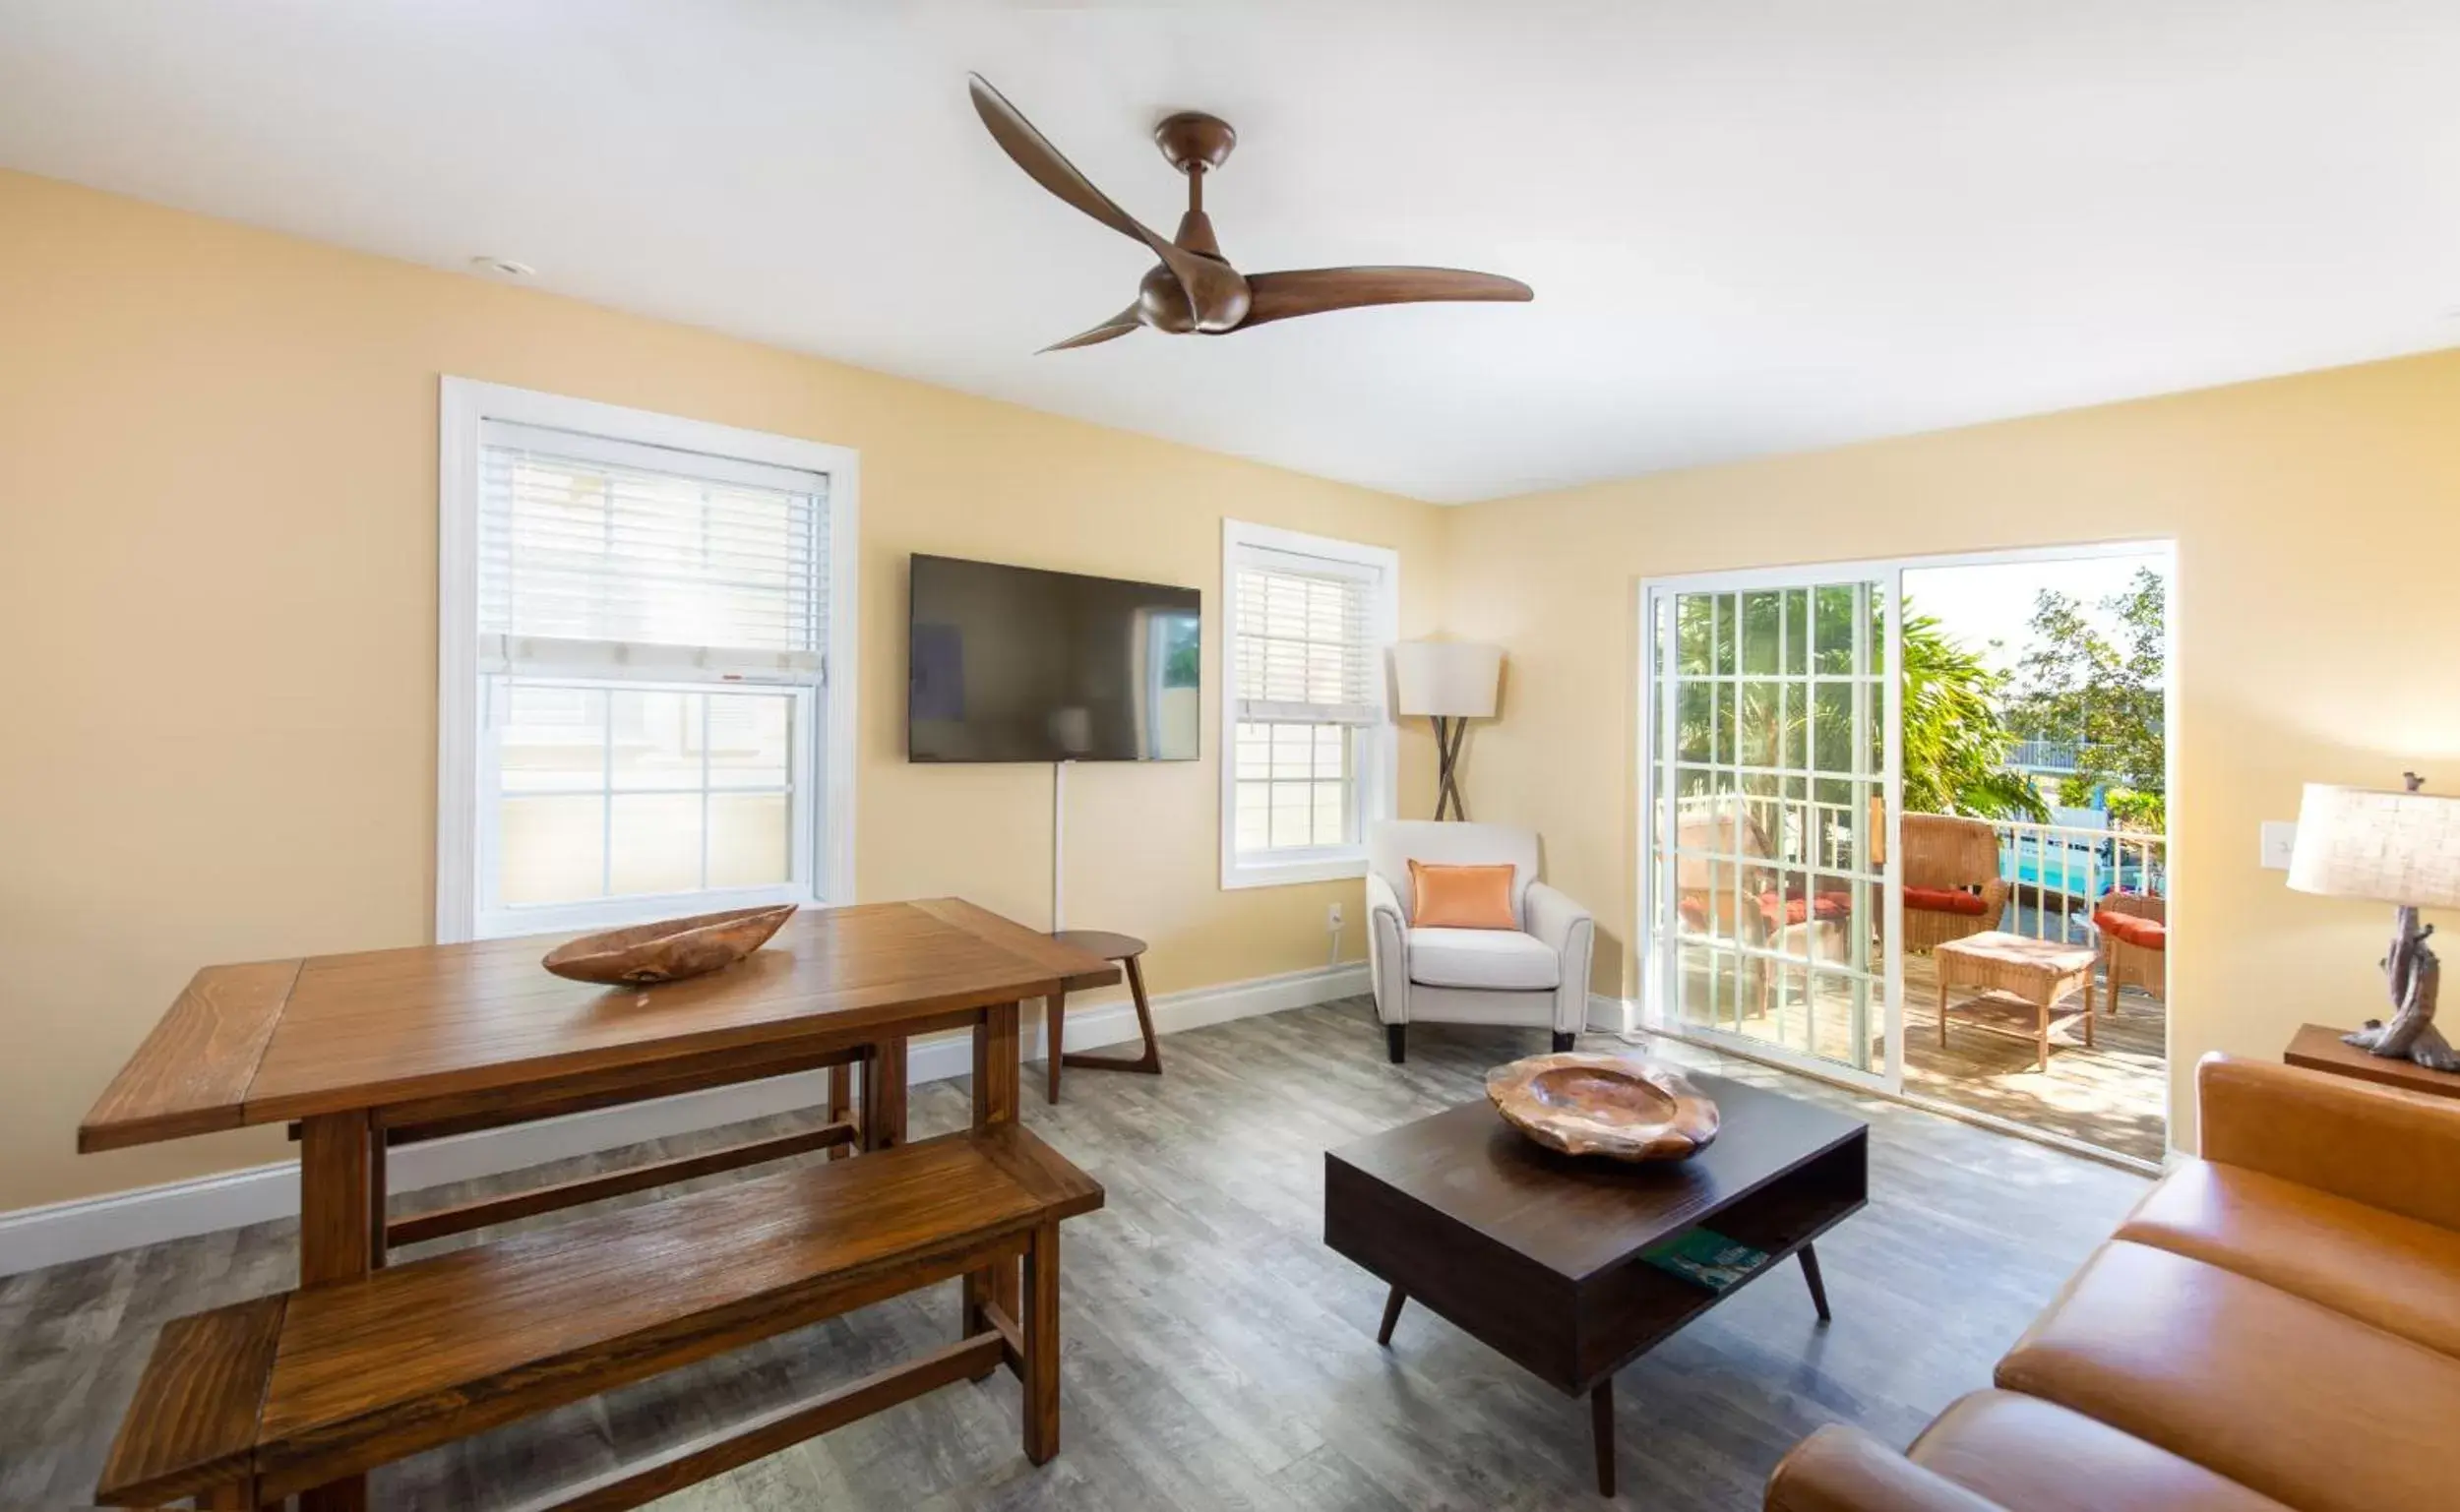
[
  {"xmin": 2289, "ymin": 772, "xmax": 2460, "ymax": 1070},
  {"xmin": 1390, "ymin": 641, "xmax": 1503, "ymax": 820}
]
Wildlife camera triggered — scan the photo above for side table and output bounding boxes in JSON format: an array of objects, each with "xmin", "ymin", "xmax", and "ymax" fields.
[
  {"xmin": 1934, "ymin": 931, "xmax": 2098, "ymax": 1073},
  {"xmin": 1042, "ymin": 930, "xmax": 1162, "ymax": 1104},
  {"xmin": 2285, "ymin": 1022, "xmax": 2460, "ymax": 1099}
]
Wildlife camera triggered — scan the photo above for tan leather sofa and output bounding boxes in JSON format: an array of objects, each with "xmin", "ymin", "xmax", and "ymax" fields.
[{"xmin": 1765, "ymin": 1053, "xmax": 2460, "ymax": 1512}]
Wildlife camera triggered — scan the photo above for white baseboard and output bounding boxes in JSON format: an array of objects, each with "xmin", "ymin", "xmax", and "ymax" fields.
[
  {"xmin": 0, "ymin": 960, "xmax": 1368, "ymax": 1279},
  {"xmin": 1586, "ymin": 993, "xmax": 1636, "ymax": 1034}
]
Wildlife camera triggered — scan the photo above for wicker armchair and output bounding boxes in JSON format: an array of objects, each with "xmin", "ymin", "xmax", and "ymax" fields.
[
  {"xmin": 2092, "ymin": 888, "xmax": 2167, "ymax": 1012},
  {"xmin": 1673, "ymin": 807, "xmax": 1776, "ymax": 942},
  {"xmin": 1673, "ymin": 806, "xmax": 1853, "ymax": 1017},
  {"xmin": 1900, "ymin": 813, "xmax": 2008, "ymax": 954}
]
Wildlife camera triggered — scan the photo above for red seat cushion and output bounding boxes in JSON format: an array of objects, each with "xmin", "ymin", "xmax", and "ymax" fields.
[
  {"xmin": 1906, "ymin": 885, "xmax": 1989, "ymax": 917},
  {"xmin": 2097, "ymin": 912, "xmax": 2167, "ymax": 949},
  {"xmin": 1759, "ymin": 888, "xmax": 1853, "ymax": 929}
]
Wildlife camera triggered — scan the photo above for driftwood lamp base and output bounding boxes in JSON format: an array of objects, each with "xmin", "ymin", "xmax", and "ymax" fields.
[{"xmin": 2346, "ymin": 907, "xmax": 2458, "ymax": 1071}]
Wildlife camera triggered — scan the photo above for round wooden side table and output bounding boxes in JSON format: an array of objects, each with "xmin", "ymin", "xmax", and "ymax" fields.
[{"xmin": 1043, "ymin": 930, "xmax": 1162, "ymax": 1104}]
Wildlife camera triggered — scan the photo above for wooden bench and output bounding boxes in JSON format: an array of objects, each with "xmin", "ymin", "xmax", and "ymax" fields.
[{"xmin": 96, "ymin": 1122, "xmax": 1101, "ymax": 1510}]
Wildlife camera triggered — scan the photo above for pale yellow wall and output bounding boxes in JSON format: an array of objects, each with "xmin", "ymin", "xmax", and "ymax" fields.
[
  {"xmin": 11, "ymin": 161, "xmax": 2457, "ymax": 1214},
  {"xmin": 0, "ymin": 171, "xmax": 1445, "ymax": 1211},
  {"xmin": 1442, "ymin": 346, "xmax": 2460, "ymax": 1149}
]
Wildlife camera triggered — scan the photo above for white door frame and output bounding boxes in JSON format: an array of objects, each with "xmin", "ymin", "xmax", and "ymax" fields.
[
  {"xmin": 1637, "ymin": 560, "xmax": 1906, "ymax": 1093},
  {"xmin": 1635, "ymin": 537, "xmax": 2178, "ymax": 1119}
]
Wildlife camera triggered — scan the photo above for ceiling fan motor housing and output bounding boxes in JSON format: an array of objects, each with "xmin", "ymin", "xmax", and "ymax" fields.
[
  {"xmin": 1138, "ymin": 260, "xmax": 1250, "ymax": 333},
  {"xmin": 1138, "ymin": 264, "xmax": 1198, "ymax": 333}
]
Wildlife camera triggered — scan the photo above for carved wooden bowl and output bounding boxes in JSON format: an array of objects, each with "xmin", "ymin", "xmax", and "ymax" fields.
[
  {"xmin": 1485, "ymin": 1053, "xmax": 1720, "ymax": 1162},
  {"xmin": 541, "ymin": 904, "xmax": 799, "ymax": 987}
]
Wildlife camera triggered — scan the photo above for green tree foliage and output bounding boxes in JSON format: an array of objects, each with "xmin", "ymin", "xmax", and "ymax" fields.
[
  {"xmin": 1900, "ymin": 609, "xmax": 2050, "ymax": 821},
  {"xmin": 1670, "ymin": 588, "xmax": 2046, "ymax": 823},
  {"xmin": 2006, "ymin": 567, "xmax": 2167, "ymax": 829}
]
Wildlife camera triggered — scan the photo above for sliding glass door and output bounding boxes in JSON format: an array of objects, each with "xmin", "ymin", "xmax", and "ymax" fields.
[{"xmin": 1642, "ymin": 572, "xmax": 1902, "ymax": 1089}]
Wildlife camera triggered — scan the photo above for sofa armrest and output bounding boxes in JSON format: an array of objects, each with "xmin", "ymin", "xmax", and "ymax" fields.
[
  {"xmin": 1365, "ymin": 872, "xmax": 1409, "ymax": 1026},
  {"xmin": 2198, "ymin": 1052, "xmax": 2460, "ymax": 1232},
  {"xmin": 1525, "ymin": 881, "xmax": 1595, "ymax": 1034},
  {"xmin": 1765, "ymin": 1425, "xmax": 2007, "ymax": 1512}
]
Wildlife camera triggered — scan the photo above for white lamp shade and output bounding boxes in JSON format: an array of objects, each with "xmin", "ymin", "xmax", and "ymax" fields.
[
  {"xmin": 2288, "ymin": 781, "xmax": 2460, "ymax": 909},
  {"xmin": 1391, "ymin": 641, "xmax": 1503, "ymax": 718}
]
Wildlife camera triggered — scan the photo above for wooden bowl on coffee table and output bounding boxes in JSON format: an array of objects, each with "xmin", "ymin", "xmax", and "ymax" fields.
[{"xmin": 1485, "ymin": 1052, "xmax": 1720, "ymax": 1161}]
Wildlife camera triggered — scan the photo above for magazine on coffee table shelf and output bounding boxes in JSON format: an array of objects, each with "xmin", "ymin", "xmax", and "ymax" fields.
[{"xmin": 1642, "ymin": 1228, "xmax": 1771, "ymax": 1292}]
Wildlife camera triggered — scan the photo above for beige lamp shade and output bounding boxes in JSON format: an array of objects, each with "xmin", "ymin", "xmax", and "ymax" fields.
[
  {"xmin": 2288, "ymin": 782, "xmax": 2460, "ymax": 908},
  {"xmin": 1391, "ymin": 641, "xmax": 1503, "ymax": 719}
]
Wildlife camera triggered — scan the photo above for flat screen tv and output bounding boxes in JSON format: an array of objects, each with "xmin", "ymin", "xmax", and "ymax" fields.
[{"xmin": 908, "ymin": 554, "xmax": 1201, "ymax": 762}]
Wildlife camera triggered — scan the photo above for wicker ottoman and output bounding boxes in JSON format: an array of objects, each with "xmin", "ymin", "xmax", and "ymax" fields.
[{"xmin": 1933, "ymin": 931, "xmax": 2097, "ymax": 1072}]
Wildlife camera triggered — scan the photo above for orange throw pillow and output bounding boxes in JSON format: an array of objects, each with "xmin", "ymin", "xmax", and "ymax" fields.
[{"xmin": 1408, "ymin": 861, "xmax": 1519, "ymax": 930}]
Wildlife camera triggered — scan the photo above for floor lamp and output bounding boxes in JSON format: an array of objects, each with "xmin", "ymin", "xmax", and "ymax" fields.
[{"xmin": 1391, "ymin": 641, "xmax": 1503, "ymax": 821}]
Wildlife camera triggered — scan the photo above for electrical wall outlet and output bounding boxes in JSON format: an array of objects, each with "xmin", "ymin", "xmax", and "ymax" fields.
[
  {"xmin": 1327, "ymin": 902, "xmax": 1344, "ymax": 932},
  {"xmin": 2260, "ymin": 820, "xmax": 2298, "ymax": 872}
]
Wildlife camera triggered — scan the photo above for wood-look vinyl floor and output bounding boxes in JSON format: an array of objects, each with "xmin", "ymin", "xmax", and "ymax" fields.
[{"xmin": 0, "ymin": 998, "xmax": 2149, "ymax": 1510}]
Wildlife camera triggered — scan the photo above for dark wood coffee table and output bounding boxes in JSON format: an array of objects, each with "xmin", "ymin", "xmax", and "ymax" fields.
[{"xmin": 1323, "ymin": 1073, "xmax": 1868, "ymax": 1496}]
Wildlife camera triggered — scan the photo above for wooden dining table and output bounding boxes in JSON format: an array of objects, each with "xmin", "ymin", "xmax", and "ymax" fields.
[{"xmin": 80, "ymin": 896, "xmax": 1119, "ymax": 1511}]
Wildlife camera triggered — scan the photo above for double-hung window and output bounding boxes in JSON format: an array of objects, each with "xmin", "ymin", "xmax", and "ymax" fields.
[
  {"xmin": 437, "ymin": 381, "xmax": 857, "ymax": 940},
  {"xmin": 1220, "ymin": 520, "xmax": 1398, "ymax": 888}
]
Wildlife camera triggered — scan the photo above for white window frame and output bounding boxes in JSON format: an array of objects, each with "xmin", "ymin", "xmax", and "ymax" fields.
[
  {"xmin": 1219, "ymin": 518, "xmax": 1400, "ymax": 889},
  {"xmin": 436, "ymin": 378, "xmax": 859, "ymax": 942}
]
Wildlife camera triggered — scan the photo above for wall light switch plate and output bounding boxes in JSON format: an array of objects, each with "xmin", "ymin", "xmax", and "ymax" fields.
[{"xmin": 2260, "ymin": 820, "xmax": 2298, "ymax": 872}]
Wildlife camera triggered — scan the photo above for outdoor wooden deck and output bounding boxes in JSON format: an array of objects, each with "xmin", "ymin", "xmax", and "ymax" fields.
[
  {"xmin": 1674, "ymin": 944, "xmax": 2168, "ymax": 1163},
  {"xmin": 1899, "ymin": 949, "xmax": 2167, "ymax": 1162}
]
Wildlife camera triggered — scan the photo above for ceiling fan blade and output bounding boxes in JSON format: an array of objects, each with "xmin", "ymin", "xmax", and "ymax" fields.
[
  {"xmin": 966, "ymin": 75, "xmax": 1228, "ymax": 316},
  {"xmin": 967, "ymin": 74, "xmax": 1154, "ymax": 248},
  {"xmin": 1237, "ymin": 267, "xmax": 1534, "ymax": 330},
  {"xmin": 1040, "ymin": 307, "xmax": 1143, "ymax": 353}
]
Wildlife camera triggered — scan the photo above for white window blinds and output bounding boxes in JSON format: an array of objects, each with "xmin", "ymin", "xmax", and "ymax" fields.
[
  {"xmin": 478, "ymin": 420, "xmax": 829, "ymax": 681},
  {"xmin": 1232, "ymin": 550, "xmax": 1383, "ymax": 726}
]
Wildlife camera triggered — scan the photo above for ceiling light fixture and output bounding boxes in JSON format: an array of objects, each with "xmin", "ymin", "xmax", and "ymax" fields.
[{"xmin": 468, "ymin": 256, "xmax": 536, "ymax": 278}]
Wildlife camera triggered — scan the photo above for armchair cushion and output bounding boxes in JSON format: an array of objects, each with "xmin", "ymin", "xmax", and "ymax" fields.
[
  {"xmin": 2095, "ymin": 912, "xmax": 2167, "ymax": 949},
  {"xmin": 1762, "ymin": 888, "xmax": 1854, "ymax": 929},
  {"xmin": 1406, "ymin": 861, "xmax": 1518, "ymax": 930},
  {"xmin": 1406, "ymin": 928, "xmax": 1561, "ymax": 992},
  {"xmin": 1906, "ymin": 885, "xmax": 1990, "ymax": 917}
]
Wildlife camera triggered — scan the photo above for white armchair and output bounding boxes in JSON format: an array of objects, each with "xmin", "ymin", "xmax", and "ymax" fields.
[{"xmin": 1365, "ymin": 820, "xmax": 1596, "ymax": 1063}]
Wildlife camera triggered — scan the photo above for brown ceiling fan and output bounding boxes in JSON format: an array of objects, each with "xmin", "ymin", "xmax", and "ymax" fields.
[{"xmin": 967, "ymin": 74, "xmax": 1533, "ymax": 351}]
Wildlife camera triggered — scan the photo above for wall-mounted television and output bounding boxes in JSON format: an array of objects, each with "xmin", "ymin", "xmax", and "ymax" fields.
[{"xmin": 907, "ymin": 554, "xmax": 1201, "ymax": 762}]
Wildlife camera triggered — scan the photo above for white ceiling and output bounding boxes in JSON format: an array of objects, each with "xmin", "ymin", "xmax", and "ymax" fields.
[{"xmin": 3, "ymin": 1, "xmax": 2456, "ymax": 503}]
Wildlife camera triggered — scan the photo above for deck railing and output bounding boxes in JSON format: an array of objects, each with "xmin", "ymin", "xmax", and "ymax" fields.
[
  {"xmin": 1664, "ymin": 794, "xmax": 2168, "ymax": 948},
  {"xmin": 2006, "ymin": 738, "xmax": 2086, "ymax": 772},
  {"xmin": 1989, "ymin": 816, "xmax": 2167, "ymax": 943}
]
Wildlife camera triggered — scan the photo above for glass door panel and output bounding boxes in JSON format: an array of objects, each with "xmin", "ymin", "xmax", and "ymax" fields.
[{"xmin": 1647, "ymin": 576, "xmax": 1897, "ymax": 1083}]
